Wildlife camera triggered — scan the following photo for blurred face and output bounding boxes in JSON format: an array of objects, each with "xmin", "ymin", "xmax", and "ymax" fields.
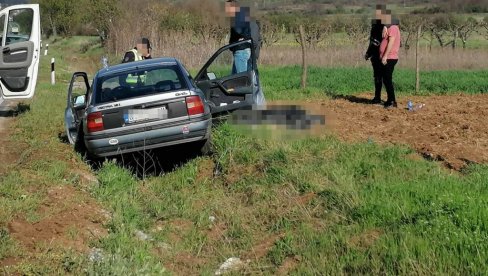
[
  {"xmin": 375, "ymin": 8, "xmax": 382, "ymax": 20},
  {"xmin": 137, "ymin": 43, "xmax": 149, "ymax": 56},
  {"xmin": 382, "ymin": 13, "xmax": 392, "ymax": 25},
  {"xmin": 225, "ymin": 3, "xmax": 240, "ymax": 17}
]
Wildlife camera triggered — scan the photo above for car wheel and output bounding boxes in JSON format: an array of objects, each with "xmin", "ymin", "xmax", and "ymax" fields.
[{"xmin": 198, "ymin": 136, "xmax": 214, "ymax": 156}]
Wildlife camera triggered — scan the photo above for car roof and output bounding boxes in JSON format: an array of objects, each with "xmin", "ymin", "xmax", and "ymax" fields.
[{"xmin": 97, "ymin": 58, "xmax": 180, "ymax": 78}]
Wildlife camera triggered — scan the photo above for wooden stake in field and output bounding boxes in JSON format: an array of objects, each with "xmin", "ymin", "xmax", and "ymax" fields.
[
  {"xmin": 415, "ymin": 24, "xmax": 422, "ymax": 94},
  {"xmin": 299, "ymin": 25, "xmax": 307, "ymax": 89}
]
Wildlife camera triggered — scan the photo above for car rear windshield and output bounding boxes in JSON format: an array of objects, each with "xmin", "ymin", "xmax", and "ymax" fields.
[{"xmin": 95, "ymin": 65, "xmax": 188, "ymax": 104}]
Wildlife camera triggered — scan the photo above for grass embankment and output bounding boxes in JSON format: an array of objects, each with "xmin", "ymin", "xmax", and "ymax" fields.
[{"xmin": 1, "ymin": 36, "xmax": 488, "ymax": 274}]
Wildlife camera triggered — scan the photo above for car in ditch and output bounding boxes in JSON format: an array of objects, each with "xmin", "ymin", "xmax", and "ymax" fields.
[{"xmin": 64, "ymin": 40, "xmax": 262, "ymax": 158}]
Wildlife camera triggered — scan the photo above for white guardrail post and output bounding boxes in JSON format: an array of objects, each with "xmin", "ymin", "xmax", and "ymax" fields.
[{"xmin": 51, "ymin": 58, "xmax": 55, "ymax": 85}]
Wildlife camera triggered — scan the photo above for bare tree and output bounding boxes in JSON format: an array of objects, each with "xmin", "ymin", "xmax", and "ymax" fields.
[
  {"xmin": 479, "ymin": 16, "xmax": 488, "ymax": 41},
  {"xmin": 343, "ymin": 17, "xmax": 369, "ymax": 46},
  {"xmin": 400, "ymin": 15, "xmax": 427, "ymax": 54},
  {"xmin": 293, "ymin": 18, "xmax": 332, "ymax": 49},
  {"xmin": 260, "ymin": 20, "xmax": 286, "ymax": 47},
  {"xmin": 457, "ymin": 17, "xmax": 480, "ymax": 49}
]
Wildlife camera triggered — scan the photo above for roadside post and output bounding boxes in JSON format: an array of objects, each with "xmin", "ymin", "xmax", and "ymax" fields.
[
  {"xmin": 44, "ymin": 43, "xmax": 49, "ymax": 56},
  {"xmin": 51, "ymin": 58, "xmax": 55, "ymax": 85}
]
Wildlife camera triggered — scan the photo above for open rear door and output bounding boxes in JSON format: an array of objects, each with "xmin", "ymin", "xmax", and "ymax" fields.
[
  {"xmin": 0, "ymin": 4, "xmax": 40, "ymax": 99},
  {"xmin": 195, "ymin": 40, "xmax": 257, "ymax": 115}
]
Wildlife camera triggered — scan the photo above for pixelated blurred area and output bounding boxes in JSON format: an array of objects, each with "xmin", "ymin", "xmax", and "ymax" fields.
[
  {"xmin": 229, "ymin": 102, "xmax": 327, "ymax": 140},
  {"xmin": 224, "ymin": 0, "xmax": 257, "ymax": 20}
]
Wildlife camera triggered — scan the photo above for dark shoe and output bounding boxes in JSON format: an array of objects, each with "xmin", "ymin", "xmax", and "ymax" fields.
[
  {"xmin": 371, "ymin": 98, "xmax": 382, "ymax": 104},
  {"xmin": 384, "ymin": 101, "xmax": 397, "ymax": 109}
]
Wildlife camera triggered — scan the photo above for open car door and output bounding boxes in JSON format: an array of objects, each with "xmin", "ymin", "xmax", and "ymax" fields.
[
  {"xmin": 195, "ymin": 40, "xmax": 257, "ymax": 115},
  {"xmin": 65, "ymin": 72, "xmax": 90, "ymax": 145},
  {"xmin": 0, "ymin": 4, "xmax": 40, "ymax": 99}
]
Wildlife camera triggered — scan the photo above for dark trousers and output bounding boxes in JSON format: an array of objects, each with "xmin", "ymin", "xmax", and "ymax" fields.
[
  {"xmin": 371, "ymin": 58, "xmax": 383, "ymax": 99},
  {"xmin": 382, "ymin": 59, "xmax": 398, "ymax": 103},
  {"xmin": 371, "ymin": 58, "xmax": 398, "ymax": 102}
]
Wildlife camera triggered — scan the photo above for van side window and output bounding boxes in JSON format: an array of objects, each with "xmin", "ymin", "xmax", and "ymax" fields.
[{"xmin": 6, "ymin": 8, "xmax": 33, "ymax": 45}]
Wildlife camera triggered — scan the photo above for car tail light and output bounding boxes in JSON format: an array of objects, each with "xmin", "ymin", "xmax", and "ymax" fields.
[
  {"xmin": 87, "ymin": 112, "xmax": 104, "ymax": 133},
  {"xmin": 186, "ymin": 96, "xmax": 204, "ymax": 116}
]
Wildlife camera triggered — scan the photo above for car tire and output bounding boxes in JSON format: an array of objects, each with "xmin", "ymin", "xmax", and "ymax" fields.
[{"xmin": 198, "ymin": 136, "xmax": 213, "ymax": 156}]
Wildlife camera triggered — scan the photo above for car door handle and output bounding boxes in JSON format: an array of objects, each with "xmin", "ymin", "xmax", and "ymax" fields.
[{"xmin": 2, "ymin": 47, "xmax": 10, "ymax": 54}]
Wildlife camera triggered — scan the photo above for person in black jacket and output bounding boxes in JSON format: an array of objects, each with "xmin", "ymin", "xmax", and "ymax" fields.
[
  {"xmin": 365, "ymin": 5, "xmax": 385, "ymax": 104},
  {"xmin": 226, "ymin": 0, "xmax": 251, "ymax": 74}
]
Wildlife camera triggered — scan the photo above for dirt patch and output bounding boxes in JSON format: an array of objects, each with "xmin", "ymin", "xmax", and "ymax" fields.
[
  {"xmin": 295, "ymin": 192, "xmax": 316, "ymax": 205},
  {"xmin": 276, "ymin": 256, "xmax": 301, "ymax": 275},
  {"xmin": 275, "ymin": 94, "xmax": 488, "ymax": 171},
  {"xmin": 207, "ymin": 222, "xmax": 228, "ymax": 242},
  {"xmin": 0, "ymin": 257, "xmax": 20, "ymax": 269},
  {"xmin": 164, "ymin": 252, "xmax": 205, "ymax": 276},
  {"xmin": 8, "ymin": 185, "xmax": 108, "ymax": 253},
  {"xmin": 196, "ymin": 158, "xmax": 215, "ymax": 183},
  {"xmin": 244, "ymin": 233, "xmax": 285, "ymax": 260},
  {"xmin": 348, "ymin": 228, "xmax": 384, "ymax": 249}
]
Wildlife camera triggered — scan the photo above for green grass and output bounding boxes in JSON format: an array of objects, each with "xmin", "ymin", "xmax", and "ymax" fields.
[
  {"xmin": 2, "ymin": 36, "xmax": 488, "ymax": 274},
  {"xmin": 260, "ymin": 66, "xmax": 488, "ymax": 101}
]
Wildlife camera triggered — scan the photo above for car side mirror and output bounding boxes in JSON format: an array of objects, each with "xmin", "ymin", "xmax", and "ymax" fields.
[
  {"xmin": 73, "ymin": 95, "xmax": 86, "ymax": 108},
  {"xmin": 207, "ymin": 72, "xmax": 216, "ymax": 80}
]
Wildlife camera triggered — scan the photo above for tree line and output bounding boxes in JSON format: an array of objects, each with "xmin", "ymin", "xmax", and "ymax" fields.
[{"xmin": 34, "ymin": 0, "xmax": 488, "ymax": 52}]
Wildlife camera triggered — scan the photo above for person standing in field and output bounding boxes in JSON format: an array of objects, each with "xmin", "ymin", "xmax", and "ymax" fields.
[
  {"xmin": 380, "ymin": 10, "xmax": 401, "ymax": 108},
  {"xmin": 225, "ymin": 0, "xmax": 266, "ymax": 105},
  {"xmin": 365, "ymin": 5, "xmax": 385, "ymax": 104},
  {"xmin": 226, "ymin": 0, "xmax": 251, "ymax": 74}
]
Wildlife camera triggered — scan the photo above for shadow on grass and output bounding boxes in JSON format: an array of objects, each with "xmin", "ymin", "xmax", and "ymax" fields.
[
  {"xmin": 103, "ymin": 144, "xmax": 207, "ymax": 179},
  {"xmin": 0, "ymin": 103, "xmax": 30, "ymax": 117}
]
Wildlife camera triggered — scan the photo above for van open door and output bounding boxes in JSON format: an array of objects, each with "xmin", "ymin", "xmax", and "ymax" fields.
[{"xmin": 0, "ymin": 4, "xmax": 40, "ymax": 99}]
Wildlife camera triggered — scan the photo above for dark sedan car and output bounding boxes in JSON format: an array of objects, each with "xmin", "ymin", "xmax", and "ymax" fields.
[{"xmin": 64, "ymin": 40, "xmax": 263, "ymax": 158}]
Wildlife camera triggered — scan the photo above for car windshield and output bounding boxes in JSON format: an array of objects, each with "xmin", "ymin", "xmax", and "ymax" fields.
[{"xmin": 95, "ymin": 65, "xmax": 187, "ymax": 104}]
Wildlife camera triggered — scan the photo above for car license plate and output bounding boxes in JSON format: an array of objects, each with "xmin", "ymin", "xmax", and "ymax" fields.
[{"xmin": 124, "ymin": 107, "xmax": 167, "ymax": 123}]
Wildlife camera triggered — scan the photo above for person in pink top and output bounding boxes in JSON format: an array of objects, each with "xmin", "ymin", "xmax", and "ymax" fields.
[{"xmin": 379, "ymin": 10, "xmax": 401, "ymax": 108}]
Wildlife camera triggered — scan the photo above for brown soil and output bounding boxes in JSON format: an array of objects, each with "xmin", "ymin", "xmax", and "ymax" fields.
[
  {"xmin": 276, "ymin": 256, "xmax": 301, "ymax": 275},
  {"xmin": 348, "ymin": 228, "xmax": 384, "ymax": 249},
  {"xmin": 277, "ymin": 94, "xmax": 488, "ymax": 171},
  {"xmin": 8, "ymin": 185, "xmax": 108, "ymax": 253},
  {"xmin": 243, "ymin": 233, "xmax": 285, "ymax": 261},
  {"xmin": 196, "ymin": 158, "xmax": 215, "ymax": 183}
]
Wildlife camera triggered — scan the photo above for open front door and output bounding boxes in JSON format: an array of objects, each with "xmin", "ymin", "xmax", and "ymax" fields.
[
  {"xmin": 0, "ymin": 4, "xmax": 40, "ymax": 99},
  {"xmin": 65, "ymin": 72, "xmax": 90, "ymax": 145},
  {"xmin": 195, "ymin": 40, "xmax": 257, "ymax": 115}
]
